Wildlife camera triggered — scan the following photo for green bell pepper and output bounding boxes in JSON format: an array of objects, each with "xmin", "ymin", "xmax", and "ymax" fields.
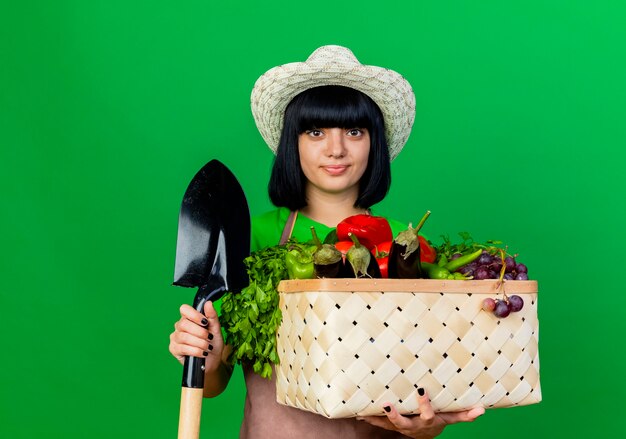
[{"xmin": 285, "ymin": 246, "xmax": 315, "ymax": 279}]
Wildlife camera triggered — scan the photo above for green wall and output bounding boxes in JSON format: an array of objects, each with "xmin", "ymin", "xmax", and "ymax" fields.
[{"xmin": 2, "ymin": 1, "xmax": 625, "ymax": 437}]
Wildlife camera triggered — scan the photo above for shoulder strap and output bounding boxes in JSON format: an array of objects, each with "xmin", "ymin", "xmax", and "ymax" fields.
[{"xmin": 279, "ymin": 210, "xmax": 298, "ymax": 245}]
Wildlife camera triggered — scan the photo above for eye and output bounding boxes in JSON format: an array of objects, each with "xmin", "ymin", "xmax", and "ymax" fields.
[
  {"xmin": 347, "ymin": 128, "xmax": 364, "ymax": 136},
  {"xmin": 305, "ymin": 129, "xmax": 323, "ymax": 137}
]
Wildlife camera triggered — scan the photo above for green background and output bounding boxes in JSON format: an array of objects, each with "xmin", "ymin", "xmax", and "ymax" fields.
[{"xmin": 2, "ymin": 0, "xmax": 625, "ymax": 437}]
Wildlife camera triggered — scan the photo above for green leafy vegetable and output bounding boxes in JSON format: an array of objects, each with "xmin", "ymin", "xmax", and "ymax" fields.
[
  {"xmin": 220, "ymin": 244, "xmax": 288, "ymax": 379},
  {"xmin": 436, "ymin": 232, "xmax": 505, "ymax": 260}
]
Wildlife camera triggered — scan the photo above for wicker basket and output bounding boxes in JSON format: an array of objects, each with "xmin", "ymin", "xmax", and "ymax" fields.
[{"xmin": 275, "ymin": 279, "xmax": 540, "ymax": 418}]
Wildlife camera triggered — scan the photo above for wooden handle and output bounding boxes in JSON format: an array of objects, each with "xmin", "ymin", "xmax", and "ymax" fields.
[{"xmin": 178, "ymin": 387, "xmax": 204, "ymax": 439}]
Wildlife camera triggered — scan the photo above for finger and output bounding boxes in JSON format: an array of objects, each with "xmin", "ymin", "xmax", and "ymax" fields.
[
  {"xmin": 170, "ymin": 328, "xmax": 211, "ymax": 352},
  {"xmin": 380, "ymin": 403, "xmax": 413, "ymax": 431},
  {"xmin": 438, "ymin": 407, "xmax": 485, "ymax": 424},
  {"xmin": 175, "ymin": 317, "xmax": 210, "ymax": 340},
  {"xmin": 170, "ymin": 341, "xmax": 209, "ymax": 359},
  {"xmin": 357, "ymin": 415, "xmax": 395, "ymax": 431},
  {"xmin": 203, "ymin": 301, "xmax": 224, "ymax": 343},
  {"xmin": 204, "ymin": 300, "xmax": 218, "ymax": 319},
  {"xmin": 204, "ymin": 301, "xmax": 222, "ymax": 335},
  {"xmin": 179, "ymin": 304, "xmax": 209, "ymax": 327},
  {"xmin": 416, "ymin": 389, "xmax": 435, "ymax": 421},
  {"xmin": 169, "ymin": 333, "xmax": 210, "ymax": 362}
]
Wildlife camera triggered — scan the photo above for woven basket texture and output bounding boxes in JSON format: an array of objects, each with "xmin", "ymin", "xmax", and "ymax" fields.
[{"xmin": 276, "ymin": 279, "xmax": 540, "ymax": 418}]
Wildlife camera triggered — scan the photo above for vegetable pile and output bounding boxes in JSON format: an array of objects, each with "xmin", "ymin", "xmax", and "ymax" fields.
[{"xmin": 219, "ymin": 211, "xmax": 531, "ymax": 378}]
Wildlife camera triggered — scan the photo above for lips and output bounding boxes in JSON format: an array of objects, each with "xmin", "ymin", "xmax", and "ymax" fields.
[{"xmin": 322, "ymin": 165, "xmax": 349, "ymax": 176}]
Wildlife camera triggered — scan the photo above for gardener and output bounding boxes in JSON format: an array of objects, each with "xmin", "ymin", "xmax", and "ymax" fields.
[{"xmin": 169, "ymin": 45, "xmax": 485, "ymax": 438}]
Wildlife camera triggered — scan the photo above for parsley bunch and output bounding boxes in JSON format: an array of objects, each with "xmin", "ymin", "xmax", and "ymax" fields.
[
  {"xmin": 220, "ymin": 245, "xmax": 287, "ymax": 379},
  {"xmin": 436, "ymin": 232, "xmax": 506, "ymax": 261}
]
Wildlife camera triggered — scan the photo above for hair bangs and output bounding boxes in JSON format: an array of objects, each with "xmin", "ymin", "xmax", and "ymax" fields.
[{"xmin": 290, "ymin": 86, "xmax": 379, "ymax": 133}]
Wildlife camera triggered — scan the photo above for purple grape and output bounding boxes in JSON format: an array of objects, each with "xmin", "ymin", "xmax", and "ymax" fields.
[
  {"xmin": 474, "ymin": 266, "xmax": 490, "ymax": 280},
  {"xmin": 503, "ymin": 273, "xmax": 515, "ymax": 281},
  {"xmin": 482, "ymin": 298, "xmax": 496, "ymax": 312},
  {"xmin": 459, "ymin": 265, "xmax": 474, "ymax": 276},
  {"xmin": 457, "ymin": 261, "xmax": 479, "ymax": 274},
  {"xmin": 493, "ymin": 300, "xmax": 511, "ymax": 318},
  {"xmin": 516, "ymin": 263, "xmax": 528, "ymax": 274},
  {"xmin": 504, "ymin": 257, "xmax": 516, "ymax": 273},
  {"xmin": 508, "ymin": 295, "xmax": 524, "ymax": 312},
  {"xmin": 515, "ymin": 272, "xmax": 529, "ymax": 280},
  {"xmin": 478, "ymin": 252, "xmax": 493, "ymax": 265},
  {"xmin": 450, "ymin": 253, "xmax": 462, "ymax": 261},
  {"xmin": 490, "ymin": 259, "xmax": 502, "ymax": 272},
  {"xmin": 488, "ymin": 269, "xmax": 498, "ymax": 279}
]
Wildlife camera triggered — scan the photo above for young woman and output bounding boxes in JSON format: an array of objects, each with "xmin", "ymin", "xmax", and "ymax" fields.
[{"xmin": 169, "ymin": 45, "xmax": 485, "ymax": 438}]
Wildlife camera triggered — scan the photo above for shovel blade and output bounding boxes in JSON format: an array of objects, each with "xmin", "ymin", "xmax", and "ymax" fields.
[{"xmin": 173, "ymin": 159, "xmax": 250, "ymax": 296}]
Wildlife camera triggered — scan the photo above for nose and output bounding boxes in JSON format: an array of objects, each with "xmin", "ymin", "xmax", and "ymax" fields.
[{"xmin": 325, "ymin": 128, "xmax": 346, "ymax": 158}]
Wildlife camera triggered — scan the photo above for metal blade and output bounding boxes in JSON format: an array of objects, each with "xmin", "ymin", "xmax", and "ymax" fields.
[{"xmin": 173, "ymin": 159, "xmax": 250, "ymax": 296}]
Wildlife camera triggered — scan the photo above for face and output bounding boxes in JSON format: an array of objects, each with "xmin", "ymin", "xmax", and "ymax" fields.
[{"xmin": 298, "ymin": 127, "xmax": 370, "ymax": 198}]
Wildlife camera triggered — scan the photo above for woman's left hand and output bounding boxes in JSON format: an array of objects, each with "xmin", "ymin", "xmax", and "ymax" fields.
[{"xmin": 357, "ymin": 389, "xmax": 485, "ymax": 439}]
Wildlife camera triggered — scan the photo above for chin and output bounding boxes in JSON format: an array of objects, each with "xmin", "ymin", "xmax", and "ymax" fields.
[{"xmin": 319, "ymin": 182, "xmax": 360, "ymax": 195}]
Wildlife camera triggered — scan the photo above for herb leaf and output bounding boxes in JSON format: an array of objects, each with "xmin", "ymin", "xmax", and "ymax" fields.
[
  {"xmin": 220, "ymin": 244, "xmax": 288, "ymax": 379},
  {"xmin": 435, "ymin": 232, "xmax": 513, "ymax": 261}
]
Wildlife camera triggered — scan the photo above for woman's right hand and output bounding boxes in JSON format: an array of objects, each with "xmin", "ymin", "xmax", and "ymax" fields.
[{"xmin": 169, "ymin": 301, "xmax": 226, "ymax": 374}]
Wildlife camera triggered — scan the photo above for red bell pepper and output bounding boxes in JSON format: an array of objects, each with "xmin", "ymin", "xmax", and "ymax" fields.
[
  {"xmin": 336, "ymin": 214, "xmax": 392, "ymax": 251},
  {"xmin": 334, "ymin": 240, "xmax": 354, "ymax": 262},
  {"xmin": 418, "ymin": 236, "xmax": 437, "ymax": 263},
  {"xmin": 371, "ymin": 241, "xmax": 392, "ymax": 278}
]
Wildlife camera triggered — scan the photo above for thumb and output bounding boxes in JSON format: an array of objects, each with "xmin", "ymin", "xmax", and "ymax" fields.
[
  {"xmin": 204, "ymin": 300, "xmax": 218, "ymax": 319},
  {"xmin": 203, "ymin": 301, "xmax": 223, "ymax": 342}
]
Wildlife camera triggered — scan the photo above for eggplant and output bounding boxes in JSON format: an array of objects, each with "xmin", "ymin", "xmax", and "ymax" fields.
[
  {"xmin": 345, "ymin": 233, "xmax": 381, "ymax": 278},
  {"xmin": 314, "ymin": 259, "xmax": 343, "ymax": 278},
  {"xmin": 387, "ymin": 238, "xmax": 423, "ymax": 278},
  {"xmin": 387, "ymin": 211, "xmax": 431, "ymax": 279},
  {"xmin": 310, "ymin": 226, "xmax": 343, "ymax": 278}
]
